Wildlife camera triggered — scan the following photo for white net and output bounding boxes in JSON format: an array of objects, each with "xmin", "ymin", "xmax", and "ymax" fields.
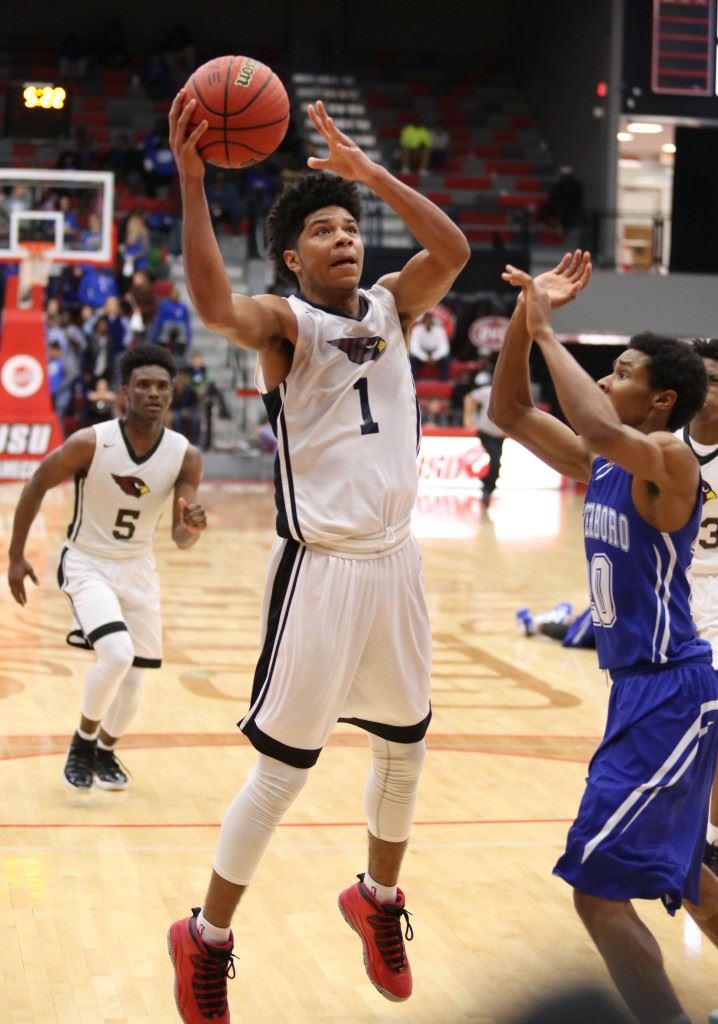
[{"xmin": 18, "ymin": 245, "xmax": 52, "ymax": 304}]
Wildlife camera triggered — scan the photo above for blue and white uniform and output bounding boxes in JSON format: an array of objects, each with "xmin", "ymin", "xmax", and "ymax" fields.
[
  {"xmin": 554, "ymin": 457, "xmax": 718, "ymax": 912},
  {"xmin": 241, "ymin": 284, "xmax": 431, "ymax": 769}
]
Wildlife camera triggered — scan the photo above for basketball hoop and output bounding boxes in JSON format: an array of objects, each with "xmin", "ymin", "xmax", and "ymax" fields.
[{"xmin": 18, "ymin": 241, "xmax": 54, "ymax": 299}]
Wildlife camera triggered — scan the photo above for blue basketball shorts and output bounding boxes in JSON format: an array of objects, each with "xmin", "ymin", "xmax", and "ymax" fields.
[{"xmin": 554, "ymin": 658, "xmax": 718, "ymax": 913}]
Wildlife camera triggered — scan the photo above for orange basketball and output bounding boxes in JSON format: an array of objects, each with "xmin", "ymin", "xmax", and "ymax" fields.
[{"xmin": 183, "ymin": 55, "xmax": 290, "ymax": 169}]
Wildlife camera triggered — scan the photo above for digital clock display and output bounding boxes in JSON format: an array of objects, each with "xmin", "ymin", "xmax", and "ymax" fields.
[{"xmin": 4, "ymin": 81, "xmax": 71, "ymax": 139}]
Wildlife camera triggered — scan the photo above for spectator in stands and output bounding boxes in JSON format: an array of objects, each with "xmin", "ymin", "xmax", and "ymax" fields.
[
  {"xmin": 464, "ymin": 371, "xmax": 506, "ymax": 507},
  {"xmin": 77, "ymin": 264, "xmax": 119, "ymax": 309},
  {"xmin": 538, "ymin": 165, "xmax": 584, "ymax": 240},
  {"xmin": 409, "ymin": 310, "xmax": 451, "ymax": 380},
  {"xmin": 205, "ymin": 169, "xmax": 244, "ymax": 236},
  {"xmin": 171, "ymin": 366, "xmax": 201, "ymax": 444},
  {"xmin": 400, "ymin": 120, "xmax": 432, "ymax": 174},
  {"xmin": 104, "ymin": 295, "xmax": 131, "ymax": 353},
  {"xmin": 47, "ymin": 340, "xmax": 77, "ymax": 423},
  {"xmin": 119, "ymin": 211, "xmax": 151, "ymax": 287},
  {"xmin": 189, "ymin": 350, "xmax": 230, "ymax": 419},
  {"xmin": 430, "ymin": 121, "xmax": 451, "ymax": 172},
  {"xmin": 244, "ymin": 163, "xmax": 278, "ymax": 245},
  {"xmin": 151, "ymin": 283, "xmax": 192, "ymax": 356},
  {"xmin": 56, "ymin": 265, "xmax": 85, "ymax": 312},
  {"xmin": 255, "ymin": 416, "xmax": 278, "ymax": 455},
  {"xmin": 80, "ymin": 213, "xmax": 102, "ymax": 251},
  {"xmin": 142, "ymin": 122, "xmax": 177, "ymax": 196},
  {"xmin": 125, "ymin": 270, "xmax": 158, "ymax": 340},
  {"xmin": 81, "ymin": 314, "xmax": 120, "ymax": 389},
  {"xmin": 84, "ymin": 376, "xmax": 117, "ymax": 426}
]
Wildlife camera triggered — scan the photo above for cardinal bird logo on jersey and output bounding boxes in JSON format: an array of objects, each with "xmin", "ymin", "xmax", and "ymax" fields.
[
  {"xmin": 326, "ymin": 335, "xmax": 387, "ymax": 365},
  {"xmin": 112, "ymin": 473, "xmax": 151, "ymax": 497},
  {"xmin": 702, "ymin": 479, "xmax": 717, "ymax": 503}
]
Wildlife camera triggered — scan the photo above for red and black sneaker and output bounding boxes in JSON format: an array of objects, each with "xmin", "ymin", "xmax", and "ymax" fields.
[
  {"xmin": 167, "ymin": 908, "xmax": 236, "ymax": 1023},
  {"xmin": 338, "ymin": 873, "xmax": 414, "ymax": 1001}
]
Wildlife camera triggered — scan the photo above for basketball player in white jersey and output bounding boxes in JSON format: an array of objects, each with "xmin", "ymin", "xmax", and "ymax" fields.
[
  {"xmin": 680, "ymin": 340, "xmax": 718, "ymax": 871},
  {"xmin": 7, "ymin": 344, "xmax": 206, "ymax": 791},
  {"xmin": 166, "ymin": 94, "xmax": 469, "ymax": 1022}
]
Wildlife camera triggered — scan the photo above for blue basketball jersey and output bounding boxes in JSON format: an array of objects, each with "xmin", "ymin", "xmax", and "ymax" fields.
[{"xmin": 584, "ymin": 457, "xmax": 710, "ymax": 672}]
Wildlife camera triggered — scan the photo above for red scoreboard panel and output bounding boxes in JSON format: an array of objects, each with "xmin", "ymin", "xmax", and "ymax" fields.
[{"xmin": 651, "ymin": 0, "xmax": 715, "ymax": 95}]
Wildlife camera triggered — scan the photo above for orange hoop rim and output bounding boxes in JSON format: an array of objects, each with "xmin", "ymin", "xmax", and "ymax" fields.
[{"xmin": 19, "ymin": 241, "xmax": 56, "ymax": 260}]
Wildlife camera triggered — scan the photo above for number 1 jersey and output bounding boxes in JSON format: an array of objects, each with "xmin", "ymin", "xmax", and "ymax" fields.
[
  {"xmin": 65, "ymin": 419, "xmax": 188, "ymax": 560},
  {"xmin": 584, "ymin": 457, "xmax": 710, "ymax": 672},
  {"xmin": 259, "ymin": 284, "xmax": 421, "ymax": 554}
]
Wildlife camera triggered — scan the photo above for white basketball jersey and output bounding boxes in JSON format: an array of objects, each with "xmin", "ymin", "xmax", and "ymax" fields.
[
  {"xmin": 679, "ymin": 426, "xmax": 718, "ymax": 575},
  {"xmin": 65, "ymin": 419, "xmax": 188, "ymax": 560},
  {"xmin": 257, "ymin": 284, "xmax": 420, "ymax": 554}
]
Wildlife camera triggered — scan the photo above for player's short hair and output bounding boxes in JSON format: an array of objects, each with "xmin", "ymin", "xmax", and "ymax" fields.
[
  {"xmin": 119, "ymin": 343, "xmax": 177, "ymax": 385},
  {"xmin": 692, "ymin": 338, "xmax": 718, "ymax": 363},
  {"xmin": 266, "ymin": 172, "xmax": 362, "ymax": 287},
  {"xmin": 629, "ymin": 332, "xmax": 708, "ymax": 431}
]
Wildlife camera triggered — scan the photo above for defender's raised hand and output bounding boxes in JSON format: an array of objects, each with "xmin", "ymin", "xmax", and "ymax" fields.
[
  {"xmin": 502, "ymin": 265, "xmax": 553, "ymax": 341},
  {"xmin": 306, "ymin": 100, "xmax": 376, "ymax": 182},
  {"xmin": 168, "ymin": 90, "xmax": 208, "ymax": 181},
  {"xmin": 534, "ymin": 249, "xmax": 592, "ymax": 309}
]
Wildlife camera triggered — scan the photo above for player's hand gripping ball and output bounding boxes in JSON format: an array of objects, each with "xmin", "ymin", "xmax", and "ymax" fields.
[{"xmin": 183, "ymin": 55, "xmax": 290, "ymax": 169}]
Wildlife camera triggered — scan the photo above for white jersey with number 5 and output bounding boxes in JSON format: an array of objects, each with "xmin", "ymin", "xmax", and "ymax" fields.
[
  {"xmin": 258, "ymin": 283, "xmax": 420, "ymax": 555},
  {"xmin": 65, "ymin": 419, "xmax": 188, "ymax": 560}
]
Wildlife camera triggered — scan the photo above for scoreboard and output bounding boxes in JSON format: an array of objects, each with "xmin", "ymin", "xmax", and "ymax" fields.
[
  {"xmin": 4, "ymin": 81, "xmax": 71, "ymax": 139},
  {"xmin": 652, "ymin": 0, "xmax": 715, "ymax": 95},
  {"xmin": 624, "ymin": 0, "xmax": 718, "ymax": 116}
]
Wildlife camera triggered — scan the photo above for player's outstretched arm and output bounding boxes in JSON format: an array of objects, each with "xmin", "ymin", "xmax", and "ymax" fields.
[
  {"xmin": 169, "ymin": 92, "xmax": 293, "ymax": 352},
  {"xmin": 504, "ymin": 265, "xmax": 698, "ymax": 496},
  {"xmin": 489, "ymin": 254, "xmax": 593, "ymax": 483},
  {"xmin": 307, "ymin": 101, "xmax": 470, "ymax": 322},
  {"xmin": 172, "ymin": 445, "xmax": 207, "ymax": 549},
  {"xmin": 7, "ymin": 430, "xmax": 95, "ymax": 605}
]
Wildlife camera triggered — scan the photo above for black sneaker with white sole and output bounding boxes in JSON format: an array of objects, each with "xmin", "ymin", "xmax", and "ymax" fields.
[
  {"xmin": 63, "ymin": 732, "xmax": 96, "ymax": 790},
  {"xmin": 94, "ymin": 747, "xmax": 130, "ymax": 790}
]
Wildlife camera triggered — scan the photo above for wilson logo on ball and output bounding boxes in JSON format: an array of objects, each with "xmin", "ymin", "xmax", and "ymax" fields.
[{"xmin": 235, "ymin": 60, "xmax": 257, "ymax": 88}]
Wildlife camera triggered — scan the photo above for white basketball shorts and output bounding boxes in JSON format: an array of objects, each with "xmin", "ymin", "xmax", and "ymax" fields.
[
  {"xmin": 691, "ymin": 573, "xmax": 718, "ymax": 668},
  {"xmin": 240, "ymin": 536, "xmax": 432, "ymax": 767},
  {"xmin": 57, "ymin": 544, "xmax": 163, "ymax": 668}
]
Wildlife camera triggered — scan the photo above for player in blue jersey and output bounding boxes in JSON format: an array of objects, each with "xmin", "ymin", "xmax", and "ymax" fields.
[{"xmin": 491, "ymin": 254, "xmax": 718, "ymax": 1024}]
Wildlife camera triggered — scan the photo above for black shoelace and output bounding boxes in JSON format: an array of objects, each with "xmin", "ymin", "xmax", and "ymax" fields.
[
  {"xmin": 191, "ymin": 945, "xmax": 237, "ymax": 1018},
  {"xmin": 67, "ymin": 740, "xmax": 95, "ymax": 771},
  {"xmin": 367, "ymin": 904, "xmax": 414, "ymax": 973}
]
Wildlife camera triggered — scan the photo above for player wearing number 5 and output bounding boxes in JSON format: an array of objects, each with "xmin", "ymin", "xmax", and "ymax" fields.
[
  {"xmin": 491, "ymin": 259, "xmax": 718, "ymax": 1024},
  {"xmin": 7, "ymin": 344, "xmax": 206, "ymax": 792},
  {"xmin": 166, "ymin": 95, "xmax": 468, "ymax": 1021}
]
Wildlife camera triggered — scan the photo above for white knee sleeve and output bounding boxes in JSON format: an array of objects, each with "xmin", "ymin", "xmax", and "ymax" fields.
[
  {"xmin": 100, "ymin": 667, "xmax": 145, "ymax": 740},
  {"xmin": 80, "ymin": 630, "xmax": 135, "ymax": 723},
  {"xmin": 364, "ymin": 737, "xmax": 426, "ymax": 843},
  {"xmin": 214, "ymin": 754, "xmax": 309, "ymax": 886}
]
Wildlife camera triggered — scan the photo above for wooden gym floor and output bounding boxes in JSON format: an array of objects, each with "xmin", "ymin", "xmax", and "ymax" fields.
[{"xmin": 0, "ymin": 480, "xmax": 715, "ymax": 1023}]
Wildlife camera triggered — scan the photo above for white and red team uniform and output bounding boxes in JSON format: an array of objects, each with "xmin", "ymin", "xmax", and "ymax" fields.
[
  {"xmin": 680, "ymin": 426, "xmax": 718, "ymax": 666},
  {"xmin": 58, "ymin": 419, "xmax": 188, "ymax": 667},
  {"xmin": 242, "ymin": 283, "xmax": 432, "ymax": 767}
]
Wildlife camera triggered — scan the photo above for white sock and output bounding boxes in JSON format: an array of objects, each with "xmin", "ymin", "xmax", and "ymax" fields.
[
  {"xmin": 77, "ymin": 726, "xmax": 99, "ymax": 741},
  {"xmin": 707, "ymin": 822, "xmax": 718, "ymax": 845},
  {"xmin": 97, "ymin": 739, "xmax": 115, "ymax": 751},
  {"xmin": 363, "ymin": 870, "xmax": 398, "ymax": 905},
  {"xmin": 196, "ymin": 910, "xmax": 231, "ymax": 946}
]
